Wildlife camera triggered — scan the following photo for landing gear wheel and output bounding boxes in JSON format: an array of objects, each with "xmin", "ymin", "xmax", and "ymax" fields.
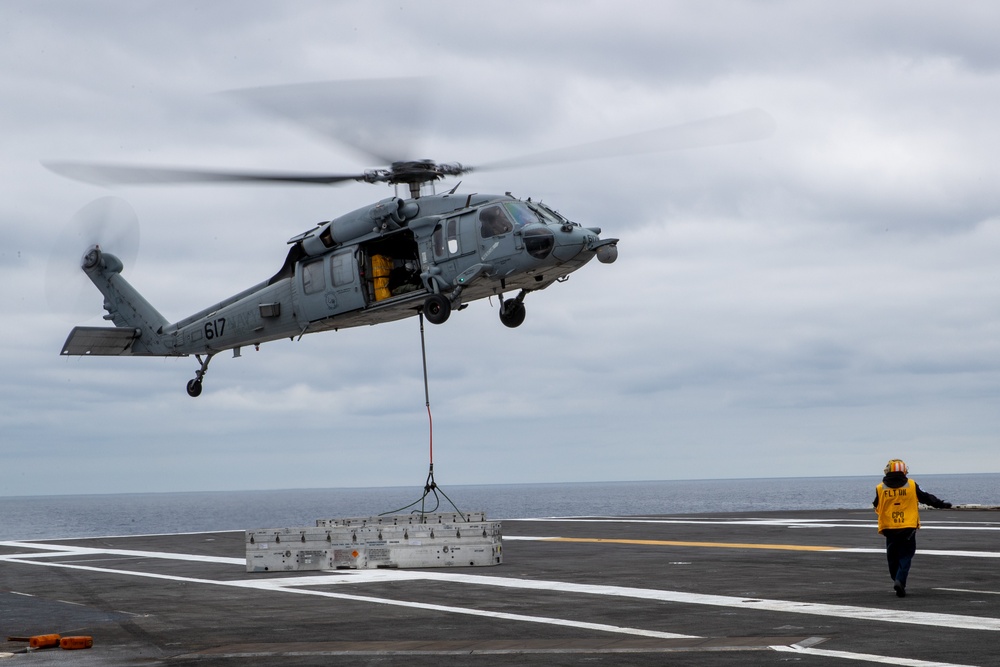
[
  {"xmin": 499, "ymin": 300, "xmax": 526, "ymax": 328},
  {"xmin": 423, "ymin": 294, "xmax": 451, "ymax": 325},
  {"xmin": 186, "ymin": 353, "xmax": 214, "ymax": 398}
]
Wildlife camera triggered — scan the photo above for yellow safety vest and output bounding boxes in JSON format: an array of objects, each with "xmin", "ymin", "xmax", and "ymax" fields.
[{"xmin": 876, "ymin": 479, "xmax": 920, "ymax": 533}]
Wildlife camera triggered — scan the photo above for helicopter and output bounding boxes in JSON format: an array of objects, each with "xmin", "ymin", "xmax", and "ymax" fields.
[{"xmin": 48, "ymin": 84, "xmax": 773, "ymax": 397}]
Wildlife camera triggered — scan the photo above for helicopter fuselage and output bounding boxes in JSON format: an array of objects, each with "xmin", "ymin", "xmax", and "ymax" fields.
[{"xmin": 61, "ymin": 191, "xmax": 618, "ymax": 396}]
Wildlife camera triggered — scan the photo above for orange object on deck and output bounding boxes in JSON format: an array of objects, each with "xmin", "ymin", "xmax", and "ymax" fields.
[
  {"xmin": 29, "ymin": 634, "xmax": 60, "ymax": 648},
  {"xmin": 60, "ymin": 636, "xmax": 94, "ymax": 650}
]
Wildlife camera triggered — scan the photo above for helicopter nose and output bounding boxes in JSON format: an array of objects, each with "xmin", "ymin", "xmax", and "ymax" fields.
[
  {"xmin": 552, "ymin": 225, "xmax": 617, "ymax": 264},
  {"xmin": 552, "ymin": 226, "xmax": 592, "ymax": 261}
]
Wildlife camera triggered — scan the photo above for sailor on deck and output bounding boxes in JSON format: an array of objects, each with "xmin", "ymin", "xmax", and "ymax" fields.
[{"xmin": 873, "ymin": 459, "xmax": 952, "ymax": 598}]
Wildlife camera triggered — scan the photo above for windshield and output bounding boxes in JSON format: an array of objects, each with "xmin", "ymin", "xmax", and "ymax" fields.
[
  {"xmin": 528, "ymin": 202, "xmax": 569, "ymax": 225},
  {"xmin": 503, "ymin": 201, "xmax": 541, "ymax": 228}
]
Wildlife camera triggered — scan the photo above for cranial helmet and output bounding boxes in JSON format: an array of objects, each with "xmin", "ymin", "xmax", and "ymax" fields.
[{"xmin": 884, "ymin": 459, "xmax": 908, "ymax": 475}]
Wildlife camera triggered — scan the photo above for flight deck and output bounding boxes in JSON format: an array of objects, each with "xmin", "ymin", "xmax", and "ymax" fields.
[{"xmin": 2, "ymin": 508, "xmax": 998, "ymax": 666}]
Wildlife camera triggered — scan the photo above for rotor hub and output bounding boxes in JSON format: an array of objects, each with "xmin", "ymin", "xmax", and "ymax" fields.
[{"xmin": 365, "ymin": 160, "xmax": 467, "ymax": 186}]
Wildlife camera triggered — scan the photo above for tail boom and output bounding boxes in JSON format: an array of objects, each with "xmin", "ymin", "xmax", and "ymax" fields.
[{"xmin": 60, "ymin": 246, "xmax": 178, "ymax": 357}]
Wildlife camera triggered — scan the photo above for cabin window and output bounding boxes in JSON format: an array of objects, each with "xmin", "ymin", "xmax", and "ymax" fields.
[
  {"xmin": 331, "ymin": 251, "xmax": 354, "ymax": 287},
  {"xmin": 302, "ymin": 259, "xmax": 325, "ymax": 294},
  {"xmin": 479, "ymin": 205, "xmax": 513, "ymax": 238}
]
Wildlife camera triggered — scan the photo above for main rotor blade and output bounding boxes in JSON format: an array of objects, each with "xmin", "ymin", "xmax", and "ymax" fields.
[
  {"xmin": 43, "ymin": 162, "xmax": 366, "ymax": 187},
  {"xmin": 219, "ymin": 78, "xmax": 434, "ymax": 165},
  {"xmin": 475, "ymin": 108, "xmax": 776, "ymax": 172}
]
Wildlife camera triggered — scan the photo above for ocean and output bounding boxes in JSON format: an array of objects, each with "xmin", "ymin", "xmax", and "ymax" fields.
[{"xmin": 1, "ymin": 474, "xmax": 998, "ymax": 542}]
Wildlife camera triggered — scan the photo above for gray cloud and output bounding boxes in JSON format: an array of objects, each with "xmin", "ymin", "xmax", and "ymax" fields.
[{"xmin": 2, "ymin": 1, "xmax": 999, "ymax": 496}]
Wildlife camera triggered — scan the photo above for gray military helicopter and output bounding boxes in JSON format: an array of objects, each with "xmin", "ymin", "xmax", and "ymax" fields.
[{"xmin": 49, "ymin": 86, "xmax": 773, "ymax": 397}]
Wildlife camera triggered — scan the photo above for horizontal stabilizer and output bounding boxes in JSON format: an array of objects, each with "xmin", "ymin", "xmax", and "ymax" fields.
[{"xmin": 61, "ymin": 326, "xmax": 140, "ymax": 356}]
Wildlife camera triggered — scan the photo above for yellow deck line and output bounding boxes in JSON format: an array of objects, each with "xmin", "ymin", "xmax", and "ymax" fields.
[{"xmin": 543, "ymin": 537, "xmax": 840, "ymax": 552}]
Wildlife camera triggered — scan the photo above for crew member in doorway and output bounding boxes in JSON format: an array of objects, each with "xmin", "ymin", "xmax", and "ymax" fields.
[{"xmin": 873, "ymin": 459, "xmax": 952, "ymax": 597}]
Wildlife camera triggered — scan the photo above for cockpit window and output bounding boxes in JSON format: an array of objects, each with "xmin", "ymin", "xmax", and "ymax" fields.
[
  {"xmin": 446, "ymin": 217, "xmax": 461, "ymax": 254},
  {"xmin": 433, "ymin": 225, "xmax": 447, "ymax": 256},
  {"xmin": 503, "ymin": 201, "xmax": 540, "ymax": 228},
  {"xmin": 479, "ymin": 205, "xmax": 514, "ymax": 238},
  {"xmin": 433, "ymin": 217, "xmax": 463, "ymax": 257},
  {"xmin": 530, "ymin": 202, "xmax": 569, "ymax": 225}
]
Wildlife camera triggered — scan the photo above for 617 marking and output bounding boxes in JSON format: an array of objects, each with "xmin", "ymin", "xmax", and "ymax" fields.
[{"xmin": 204, "ymin": 318, "xmax": 226, "ymax": 340}]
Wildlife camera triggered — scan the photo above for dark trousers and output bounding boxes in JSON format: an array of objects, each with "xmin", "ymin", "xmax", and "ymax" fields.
[{"xmin": 883, "ymin": 527, "xmax": 917, "ymax": 586}]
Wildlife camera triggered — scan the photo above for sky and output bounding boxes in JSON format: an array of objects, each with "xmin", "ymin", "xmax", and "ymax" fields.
[{"xmin": 2, "ymin": 1, "xmax": 999, "ymax": 497}]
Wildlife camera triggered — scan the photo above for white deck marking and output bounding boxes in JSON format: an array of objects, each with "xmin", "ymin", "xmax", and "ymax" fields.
[
  {"xmin": 773, "ymin": 643, "xmax": 977, "ymax": 667},
  {"xmin": 0, "ymin": 554, "xmax": 695, "ymax": 641},
  {"xmin": 504, "ymin": 536, "xmax": 1000, "ymax": 558},
  {"xmin": 4, "ymin": 540, "xmax": 1000, "ymax": 635},
  {"xmin": 332, "ymin": 568, "xmax": 1000, "ymax": 632},
  {"xmin": 511, "ymin": 517, "xmax": 1000, "ymax": 531},
  {"xmin": 0, "ymin": 540, "xmax": 244, "ymax": 565},
  {"xmin": 837, "ymin": 548, "xmax": 1000, "ymax": 558},
  {"xmin": 4, "ymin": 539, "xmax": 998, "ymax": 664},
  {"xmin": 936, "ymin": 588, "xmax": 1000, "ymax": 596}
]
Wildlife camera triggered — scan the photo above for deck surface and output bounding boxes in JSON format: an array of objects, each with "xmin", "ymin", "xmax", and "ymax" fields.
[{"xmin": 2, "ymin": 508, "xmax": 999, "ymax": 665}]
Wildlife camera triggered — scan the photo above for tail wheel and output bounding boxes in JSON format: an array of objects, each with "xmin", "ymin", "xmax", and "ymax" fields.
[
  {"xmin": 423, "ymin": 294, "xmax": 451, "ymax": 325},
  {"xmin": 186, "ymin": 379, "xmax": 203, "ymax": 398},
  {"xmin": 499, "ymin": 300, "xmax": 526, "ymax": 328}
]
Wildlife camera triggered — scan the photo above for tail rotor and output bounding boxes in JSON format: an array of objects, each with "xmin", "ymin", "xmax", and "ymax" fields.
[{"xmin": 45, "ymin": 196, "xmax": 140, "ymax": 322}]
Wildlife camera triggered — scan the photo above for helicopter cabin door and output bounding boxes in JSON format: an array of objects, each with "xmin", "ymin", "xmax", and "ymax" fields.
[
  {"xmin": 296, "ymin": 248, "xmax": 365, "ymax": 322},
  {"xmin": 477, "ymin": 203, "xmax": 521, "ymax": 275}
]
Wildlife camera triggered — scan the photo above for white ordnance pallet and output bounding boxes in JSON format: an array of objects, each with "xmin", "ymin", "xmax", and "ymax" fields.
[
  {"xmin": 246, "ymin": 512, "xmax": 502, "ymax": 573},
  {"xmin": 316, "ymin": 511, "xmax": 486, "ymax": 527}
]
